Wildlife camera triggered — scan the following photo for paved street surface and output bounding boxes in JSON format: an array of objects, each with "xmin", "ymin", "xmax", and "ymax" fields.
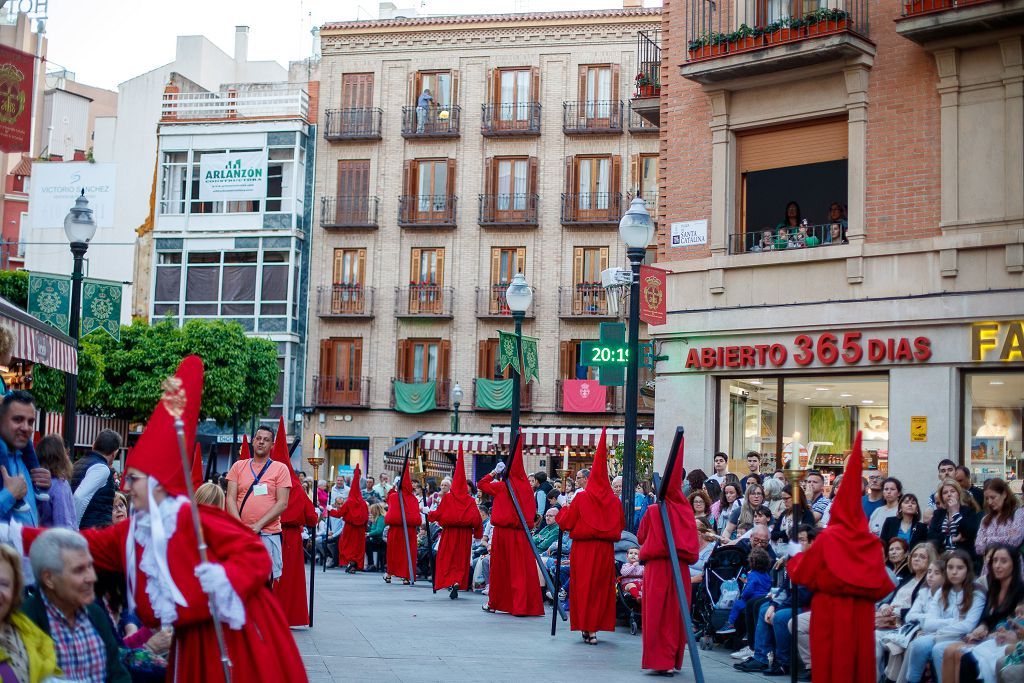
[{"xmin": 294, "ymin": 569, "xmax": 762, "ymax": 682}]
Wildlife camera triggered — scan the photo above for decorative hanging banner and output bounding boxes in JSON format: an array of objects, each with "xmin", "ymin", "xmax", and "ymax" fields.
[
  {"xmin": 475, "ymin": 378, "xmax": 513, "ymax": 411},
  {"xmin": 521, "ymin": 335, "xmax": 539, "ymax": 384},
  {"xmin": 0, "ymin": 45, "xmax": 35, "ymax": 153},
  {"xmin": 561, "ymin": 379, "xmax": 608, "ymax": 413},
  {"xmin": 81, "ymin": 279, "xmax": 122, "ymax": 341},
  {"xmin": 498, "ymin": 330, "xmax": 520, "ymax": 374},
  {"xmin": 27, "ymin": 273, "xmax": 71, "ymax": 334},
  {"xmin": 638, "ymin": 265, "xmax": 668, "ymax": 326},
  {"xmin": 393, "ymin": 380, "xmax": 437, "ymax": 414}
]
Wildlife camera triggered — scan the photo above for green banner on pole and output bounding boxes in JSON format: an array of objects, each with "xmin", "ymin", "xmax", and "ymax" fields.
[
  {"xmin": 27, "ymin": 273, "xmax": 71, "ymax": 334},
  {"xmin": 81, "ymin": 279, "xmax": 122, "ymax": 341},
  {"xmin": 393, "ymin": 380, "xmax": 437, "ymax": 414},
  {"xmin": 475, "ymin": 378, "xmax": 513, "ymax": 410},
  {"xmin": 521, "ymin": 335, "xmax": 539, "ymax": 384},
  {"xmin": 498, "ymin": 330, "xmax": 520, "ymax": 375}
]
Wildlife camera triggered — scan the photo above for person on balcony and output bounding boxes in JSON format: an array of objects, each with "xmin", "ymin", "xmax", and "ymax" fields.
[
  {"xmin": 825, "ymin": 202, "xmax": 849, "ymax": 244},
  {"xmin": 777, "ymin": 201, "xmax": 803, "ymax": 231},
  {"xmin": 416, "ymin": 88, "xmax": 433, "ymax": 133}
]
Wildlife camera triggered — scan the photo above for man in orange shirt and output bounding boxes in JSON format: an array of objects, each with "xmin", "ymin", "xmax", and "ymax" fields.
[{"xmin": 226, "ymin": 425, "xmax": 292, "ymax": 582}]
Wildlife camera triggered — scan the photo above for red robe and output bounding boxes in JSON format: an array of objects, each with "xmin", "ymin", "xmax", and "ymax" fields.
[
  {"xmin": 25, "ymin": 504, "xmax": 305, "ymax": 683},
  {"xmin": 556, "ymin": 493, "xmax": 622, "ymax": 633},
  {"xmin": 384, "ymin": 487, "xmax": 420, "ymax": 581},
  {"xmin": 478, "ymin": 472, "xmax": 542, "ymax": 616},
  {"xmin": 428, "ymin": 494, "xmax": 482, "ymax": 591},
  {"xmin": 337, "ymin": 494, "xmax": 368, "ymax": 569},
  {"xmin": 638, "ymin": 501, "xmax": 699, "ymax": 672},
  {"xmin": 275, "ymin": 492, "xmax": 317, "ymax": 627}
]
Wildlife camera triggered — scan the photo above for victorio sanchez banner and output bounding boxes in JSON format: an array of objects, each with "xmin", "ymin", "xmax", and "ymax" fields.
[
  {"xmin": 0, "ymin": 44, "xmax": 35, "ymax": 154},
  {"xmin": 198, "ymin": 151, "xmax": 267, "ymax": 201},
  {"xmin": 28, "ymin": 162, "xmax": 116, "ymax": 229}
]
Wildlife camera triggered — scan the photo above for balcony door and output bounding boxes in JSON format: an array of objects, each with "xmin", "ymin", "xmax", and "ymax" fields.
[
  {"xmin": 414, "ymin": 70, "xmax": 456, "ymax": 107},
  {"xmin": 572, "ymin": 246, "xmax": 609, "ymax": 315},
  {"xmin": 577, "ymin": 156, "xmax": 611, "ymax": 220},
  {"xmin": 409, "ymin": 159, "xmax": 453, "ymax": 221},
  {"xmin": 336, "ymin": 160, "xmax": 370, "ymax": 224},
  {"xmin": 332, "ymin": 248, "xmax": 365, "ymax": 314},
  {"xmin": 409, "ymin": 247, "xmax": 444, "ymax": 314},
  {"xmin": 397, "ymin": 338, "xmax": 450, "ymax": 384},
  {"xmin": 489, "ymin": 247, "xmax": 525, "ymax": 314},
  {"xmin": 496, "ymin": 157, "xmax": 528, "ymax": 221},
  {"xmin": 491, "ymin": 67, "xmax": 536, "ymax": 129},
  {"xmin": 578, "ymin": 64, "xmax": 617, "ymax": 126},
  {"xmin": 340, "ymin": 73, "xmax": 374, "ymax": 134},
  {"xmin": 319, "ymin": 338, "xmax": 362, "ymax": 405}
]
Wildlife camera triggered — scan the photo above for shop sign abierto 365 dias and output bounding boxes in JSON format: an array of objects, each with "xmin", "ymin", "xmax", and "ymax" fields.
[{"xmin": 198, "ymin": 151, "xmax": 267, "ymax": 201}]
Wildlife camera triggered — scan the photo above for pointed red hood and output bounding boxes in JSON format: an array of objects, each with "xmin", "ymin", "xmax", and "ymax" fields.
[
  {"xmin": 269, "ymin": 416, "xmax": 293, "ymax": 477},
  {"xmin": 452, "ymin": 445, "xmax": 469, "ymax": 497},
  {"xmin": 488, "ymin": 433, "xmax": 536, "ymax": 528},
  {"xmin": 339, "ymin": 464, "xmax": 369, "ymax": 526},
  {"xmin": 384, "ymin": 459, "xmax": 421, "ymax": 528},
  {"xmin": 348, "ymin": 465, "xmax": 365, "ymax": 504},
  {"xmin": 238, "ymin": 434, "xmax": 251, "ymax": 460},
  {"xmin": 640, "ymin": 429, "xmax": 699, "ymax": 562},
  {"xmin": 431, "ymin": 445, "xmax": 480, "ymax": 528},
  {"xmin": 571, "ymin": 429, "xmax": 624, "ymax": 537},
  {"xmin": 816, "ymin": 431, "xmax": 893, "ymax": 591}
]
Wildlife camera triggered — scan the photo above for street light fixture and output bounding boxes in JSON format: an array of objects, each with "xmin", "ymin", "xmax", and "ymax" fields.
[
  {"xmin": 505, "ymin": 273, "xmax": 533, "ymax": 446},
  {"xmin": 618, "ymin": 196, "xmax": 653, "ymax": 532},
  {"xmin": 451, "ymin": 382, "xmax": 464, "ymax": 433},
  {"xmin": 62, "ymin": 190, "xmax": 97, "ymax": 450}
]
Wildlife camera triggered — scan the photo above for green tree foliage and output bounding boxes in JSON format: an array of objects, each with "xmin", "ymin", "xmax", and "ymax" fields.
[
  {"xmin": 239, "ymin": 336, "xmax": 281, "ymax": 424},
  {"xmin": 31, "ymin": 334, "xmax": 108, "ymax": 415},
  {"xmin": 0, "ymin": 270, "xmax": 28, "ymax": 308},
  {"xmin": 612, "ymin": 439, "xmax": 655, "ymax": 483}
]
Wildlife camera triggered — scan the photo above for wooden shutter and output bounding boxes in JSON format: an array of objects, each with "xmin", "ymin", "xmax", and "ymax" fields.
[
  {"xmin": 515, "ymin": 246, "xmax": 526, "ymax": 275},
  {"xmin": 351, "ymin": 339, "xmax": 363, "ymax": 381},
  {"xmin": 611, "ymin": 64, "xmax": 620, "ymax": 101},
  {"xmin": 599, "ymin": 247, "xmax": 610, "ymax": 272},
  {"xmin": 490, "ymin": 248, "xmax": 501, "ymax": 284},
  {"xmin": 408, "ymin": 73, "xmax": 417, "ymax": 105},
  {"xmin": 435, "ymin": 249, "xmax": 445, "ymax": 287},
  {"xmin": 611, "ymin": 155, "xmax": 622, "ymax": 195},
  {"xmin": 630, "ymin": 154, "xmax": 640, "ymax": 195},
  {"xmin": 478, "ymin": 339, "xmax": 489, "ymax": 377},
  {"xmin": 341, "ymin": 74, "xmax": 373, "ymax": 108},
  {"xmin": 488, "ymin": 68, "xmax": 498, "ymax": 105},
  {"xmin": 337, "ymin": 159, "xmax": 369, "ymax": 197},
  {"xmin": 439, "ymin": 339, "xmax": 451, "ymax": 381},
  {"xmin": 484, "ymin": 157, "xmax": 494, "ymax": 195},
  {"xmin": 559, "ymin": 341, "xmax": 572, "ymax": 380},
  {"xmin": 577, "ymin": 65, "xmax": 587, "ymax": 102},
  {"xmin": 410, "ymin": 248, "xmax": 421, "ymax": 282},
  {"xmin": 572, "ymin": 247, "xmax": 584, "ymax": 284},
  {"xmin": 319, "ymin": 339, "xmax": 335, "ymax": 378},
  {"xmin": 403, "ymin": 160, "xmax": 415, "ymax": 195},
  {"xmin": 737, "ymin": 117, "xmax": 848, "ymax": 173},
  {"xmin": 356, "ymin": 249, "xmax": 366, "ymax": 286},
  {"xmin": 451, "ymin": 70, "xmax": 460, "ymax": 106},
  {"xmin": 530, "ymin": 66, "xmax": 540, "ymax": 102},
  {"xmin": 528, "ymin": 157, "xmax": 538, "ymax": 196},
  {"xmin": 396, "ymin": 340, "xmax": 408, "ymax": 381},
  {"xmin": 446, "ymin": 159, "xmax": 457, "ymax": 196},
  {"xmin": 332, "ymin": 250, "xmax": 344, "ymax": 283}
]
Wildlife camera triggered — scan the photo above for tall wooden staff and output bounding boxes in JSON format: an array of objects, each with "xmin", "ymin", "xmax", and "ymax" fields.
[
  {"xmin": 160, "ymin": 378, "xmax": 232, "ymax": 682},
  {"xmin": 550, "ymin": 466, "xmax": 571, "ymax": 637},
  {"xmin": 307, "ymin": 435, "xmax": 324, "ymax": 626},
  {"xmin": 655, "ymin": 427, "xmax": 704, "ymax": 683}
]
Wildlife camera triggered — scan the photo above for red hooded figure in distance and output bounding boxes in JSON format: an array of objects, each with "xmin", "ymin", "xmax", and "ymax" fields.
[
  {"xmin": 556, "ymin": 428, "xmax": 625, "ymax": 640},
  {"xmin": 788, "ymin": 432, "xmax": 894, "ymax": 682},
  {"xmin": 477, "ymin": 436, "xmax": 543, "ymax": 616},
  {"xmin": 18, "ymin": 356, "xmax": 306, "ymax": 682},
  {"xmin": 638, "ymin": 432, "xmax": 700, "ymax": 673},
  {"xmin": 266, "ymin": 417, "xmax": 317, "ymax": 626},
  {"xmin": 335, "ymin": 465, "xmax": 368, "ymax": 571},
  {"xmin": 383, "ymin": 460, "xmax": 420, "ymax": 582},
  {"xmin": 428, "ymin": 446, "xmax": 483, "ymax": 596}
]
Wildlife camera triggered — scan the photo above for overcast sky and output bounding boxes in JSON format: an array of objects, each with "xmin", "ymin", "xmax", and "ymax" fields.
[{"xmin": 40, "ymin": 0, "xmax": 656, "ymax": 91}]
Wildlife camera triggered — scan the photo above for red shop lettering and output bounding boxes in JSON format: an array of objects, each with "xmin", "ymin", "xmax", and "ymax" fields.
[{"xmin": 684, "ymin": 333, "xmax": 931, "ymax": 369}]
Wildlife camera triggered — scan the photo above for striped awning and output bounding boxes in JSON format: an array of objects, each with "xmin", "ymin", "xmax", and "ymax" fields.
[
  {"xmin": 492, "ymin": 426, "xmax": 655, "ymax": 453},
  {"xmin": 420, "ymin": 432, "xmax": 492, "ymax": 453},
  {"xmin": 40, "ymin": 413, "xmax": 130, "ymax": 449},
  {"xmin": 0, "ymin": 297, "xmax": 78, "ymax": 374}
]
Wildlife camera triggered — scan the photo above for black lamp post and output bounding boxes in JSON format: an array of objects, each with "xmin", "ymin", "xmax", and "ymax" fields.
[
  {"xmin": 618, "ymin": 196, "xmax": 654, "ymax": 532},
  {"xmin": 62, "ymin": 190, "xmax": 97, "ymax": 451},
  {"xmin": 451, "ymin": 382, "xmax": 463, "ymax": 433},
  {"xmin": 505, "ymin": 273, "xmax": 533, "ymax": 445}
]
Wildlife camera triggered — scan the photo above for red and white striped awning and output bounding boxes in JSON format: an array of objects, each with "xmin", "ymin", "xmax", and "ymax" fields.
[
  {"xmin": 492, "ymin": 426, "xmax": 655, "ymax": 452},
  {"xmin": 1, "ymin": 297, "xmax": 78, "ymax": 374},
  {"xmin": 420, "ymin": 432, "xmax": 492, "ymax": 453},
  {"xmin": 40, "ymin": 413, "xmax": 130, "ymax": 448}
]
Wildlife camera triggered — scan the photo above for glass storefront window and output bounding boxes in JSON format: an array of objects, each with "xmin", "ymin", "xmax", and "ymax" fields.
[
  {"xmin": 719, "ymin": 374, "xmax": 889, "ymax": 482},
  {"xmin": 963, "ymin": 372, "xmax": 1023, "ymax": 482}
]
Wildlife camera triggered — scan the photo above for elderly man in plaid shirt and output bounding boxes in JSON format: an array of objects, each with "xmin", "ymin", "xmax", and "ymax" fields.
[{"xmin": 21, "ymin": 528, "xmax": 129, "ymax": 682}]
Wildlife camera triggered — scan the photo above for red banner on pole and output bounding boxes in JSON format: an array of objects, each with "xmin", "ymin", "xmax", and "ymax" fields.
[
  {"xmin": 0, "ymin": 45, "xmax": 34, "ymax": 154},
  {"xmin": 638, "ymin": 265, "xmax": 668, "ymax": 326}
]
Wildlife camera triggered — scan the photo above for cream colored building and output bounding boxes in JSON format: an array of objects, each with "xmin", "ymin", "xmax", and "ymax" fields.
[
  {"xmin": 645, "ymin": 0, "xmax": 1024, "ymax": 498},
  {"xmin": 308, "ymin": 8, "xmax": 661, "ymax": 480}
]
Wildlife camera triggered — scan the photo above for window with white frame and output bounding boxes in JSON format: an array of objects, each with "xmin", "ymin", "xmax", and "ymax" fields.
[{"xmin": 159, "ymin": 152, "xmax": 188, "ymax": 214}]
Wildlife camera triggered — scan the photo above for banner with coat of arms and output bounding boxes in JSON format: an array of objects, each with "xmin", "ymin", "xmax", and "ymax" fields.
[
  {"xmin": 27, "ymin": 273, "xmax": 71, "ymax": 334},
  {"xmin": 0, "ymin": 45, "xmax": 34, "ymax": 154},
  {"xmin": 81, "ymin": 279, "xmax": 122, "ymax": 341},
  {"xmin": 638, "ymin": 264, "xmax": 668, "ymax": 326}
]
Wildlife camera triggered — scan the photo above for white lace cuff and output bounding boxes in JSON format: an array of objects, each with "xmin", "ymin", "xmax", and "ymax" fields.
[{"xmin": 202, "ymin": 567, "xmax": 246, "ymax": 630}]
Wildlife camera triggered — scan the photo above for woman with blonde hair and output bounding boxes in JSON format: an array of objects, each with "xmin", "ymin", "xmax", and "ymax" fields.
[
  {"xmin": 0, "ymin": 544, "xmax": 60, "ymax": 682},
  {"xmin": 928, "ymin": 478, "xmax": 981, "ymax": 565},
  {"xmin": 194, "ymin": 482, "xmax": 225, "ymax": 508},
  {"xmin": 111, "ymin": 491, "xmax": 129, "ymax": 525},
  {"xmin": 366, "ymin": 502, "xmax": 387, "ymax": 571},
  {"xmin": 761, "ymin": 476, "xmax": 786, "ymax": 519}
]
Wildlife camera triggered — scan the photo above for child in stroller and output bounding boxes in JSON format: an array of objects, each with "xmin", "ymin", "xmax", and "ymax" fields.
[
  {"xmin": 690, "ymin": 542, "xmax": 749, "ymax": 649},
  {"xmin": 620, "ymin": 547, "xmax": 644, "ymax": 601}
]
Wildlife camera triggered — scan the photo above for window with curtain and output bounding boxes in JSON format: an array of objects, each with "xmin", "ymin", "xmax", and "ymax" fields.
[
  {"xmin": 417, "ymin": 72, "xmax": 452, "ymax": 106},
  {"xmin": 496, "ymin": 158, "xmax": 527, "ymax": 211},
  {"xmin": 153, "ymin": 252, "xmax": 182, "ymax": 316},
  {"xmin": 584, "ymin": 66, "xmax": 612, "ymax": 119},
  {"xmin": 220, "ymin": 252, "xmax": 257, "ymax": 315},
  {"xmin": 260, "ymin": 251, "xmax": 289, "ymax": 316},
  {"xmin": 499, "ymin": 69, "xmax": 531, "ymax": 121},
  {"xmin": 578, "ymin": 157, "xmax": 610, "ymax": 210},
  {"xmin": 411, "ymin": 341, "xmax": 440, "ymax": 382},
  {"xmin": 265, "ymin": 146, "xmax": 295, "ymax": 213},
  {"xmin": 159, "ymin": 152, "xmax": 188, "ymax": 214},
  {"xmin": 416, "ymin": 160, "xmax": 448, "ymax": 212}
]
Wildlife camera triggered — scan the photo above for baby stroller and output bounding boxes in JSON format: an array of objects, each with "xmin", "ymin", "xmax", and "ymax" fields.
[
  {"xmin": 613, "ymin": 531, "xmax": 642, "ymax": 635},
  {"xmin": 691, "ymin": 543, "xmax": 748, "ymax": 650}
]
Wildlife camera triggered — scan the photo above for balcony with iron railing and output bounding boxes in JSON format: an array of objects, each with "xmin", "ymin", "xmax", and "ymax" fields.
[
  {"xmin": 391, "ymin": 378, "xmax": 451, "ymax": 409},
  {"xmin": 472, "ymin": 378, "xmax": 533, "ymax": 411},
  {"xmin": 555, "ymin": 380, "xmax": 617, "ymax": 413},
  {"xmin": 161, "ymin": 83, "xmax": 309, "ymax": 122},
  {"xmin": 560, "ymin": 193, "xmax": 623, "ymax": 226},
  {"xmin": 320, "ymin": 196, "xmax": 379, "ymax": 229},
  {"xmin": 557, "ymin": 285, "xmax": 622, "ymax": 319},
  {"xmin": 395, "ymin": 284, "xmax": 454, "ymax": 317},
  {"xmin": 476, "ymin": 284, "xmax": 538, "ymax": 318},
  {"xmin": 628, "ymin": 103, "xmax": 660, "ymax": 134},
  {"xmin": 681, "ymin": 0, "xmax": 873, "ymax": 85},
  {"xmin": 562, "ymin": 101, "xmax": 624, "ymax": 134},
  {"xmin": 401, "ymin": 105, "xmax": 461, "ymax": 138},
  {"xmin": 728, "ymin": 222, "xmax": 849, "ymax": 254},
  {"xmin": 323, "ymin": 108, "xmax": 383, "ymax": 140},
  {"xmin": 316, "ymin": 284, "xmax": 374, "ymax": 318},
  {"xmin": 313, "ymin": 376, "xmax": 371, "ymax": 408},
  {"xmin": 398, "ymin": 195, "xmax": 458, "ymax": 228},
  {"xmin": 478, "ymin": 194, "xmax": 540, "ymax": 227},
  {"xmin": 481, "ymin": 103, "xmax": 542, "ymax": 136},
  {"xmin": 895, "ymin": 0, "xmax": 1022, "ymax": 43},
  {"xmin": 631, "ymin": 29, "xmax": 662, "ymax": 127}
]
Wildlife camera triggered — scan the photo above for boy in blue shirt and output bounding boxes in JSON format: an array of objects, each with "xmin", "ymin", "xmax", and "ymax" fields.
[{"xmin": 718, "ymin": 547, "xmax": 773, "ymax": 635}]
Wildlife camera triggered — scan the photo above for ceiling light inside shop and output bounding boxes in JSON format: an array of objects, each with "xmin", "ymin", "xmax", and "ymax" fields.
[
  {"xmin": 990, "ymin": 381, "xmax": 1005, "ymax": 385},
  {"xmin": 815, "ymin": 387, "xmax": 829, "ymax": 391},
  {"xmin": 750, "ymin": 380, "xmax": 762, "ymax": 385},
  {"xmin": 840, "ymin": 393, "xmax": 853, "ymax": 398},
  {"xmin": 861, "ymin": 399, "xmax": 875, "ymax": 404}
]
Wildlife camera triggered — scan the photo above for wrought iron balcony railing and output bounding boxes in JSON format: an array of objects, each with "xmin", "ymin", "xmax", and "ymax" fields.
[
  {"xmin": 478, "ymin": 194, "xmax": 539, "ymax": 226},
  {"xmin": 401, "ymin": 105, "xmax": 461, "ymax": 138},
  {"xmin": 562, "ymin": 101, "xmax": 624, "ymax": 134},
  {"xmin": 560, "ymin": 193, "xmax": 623, "ymax": 226},
  {"xmin": 395, "ymin": 285, "xmax": 454, "ymax": 317},
  {"xmin": 316, "ymin": 284, "xmax": 374, "ymax": 317},
  {"xmin": 398, "ymin": 195, "xmax": 458, "ymax": 227},
  {"xmin": 323, "ymin": 108, "xmax": 383, "ymax": 140},
  {"xmin": 320, "ymin": 196, "xmax": 379, "ymax": 228},
  {"xmin": 481, "ymin": 103, "xmax": 541, "ymax": 136}
]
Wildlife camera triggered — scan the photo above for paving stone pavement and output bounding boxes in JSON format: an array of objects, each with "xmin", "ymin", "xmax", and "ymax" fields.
[{"xmin": 293, "ymin": 568, "xmax": 766, "ymax": 682}]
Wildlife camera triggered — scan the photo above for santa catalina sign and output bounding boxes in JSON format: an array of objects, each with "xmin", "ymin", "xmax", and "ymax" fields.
[{"xmin": 198, "ymin": 151, "xmax": 267, "ymax": 201}]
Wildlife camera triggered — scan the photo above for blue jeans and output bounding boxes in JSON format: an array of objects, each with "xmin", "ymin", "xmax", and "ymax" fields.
[
  {"xmin": 753, "ymin": 604, "xmax": 795, "ymax": 667},
  {"xmin": 906, "ymin": 635, "xmax": 956, "ymax": 683}
]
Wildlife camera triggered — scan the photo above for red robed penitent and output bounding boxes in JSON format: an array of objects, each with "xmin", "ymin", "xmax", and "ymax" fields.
[
  {"xmin": 384, "ymin": 460, "xmax": 420, "ymax": 581},
  {"xmin": 428, "ymin": 446, "xmax": 483, "ymax": 591},
  {"xmin": 337, "ymin": 465, "xmax": 369, "ymax": 569}
]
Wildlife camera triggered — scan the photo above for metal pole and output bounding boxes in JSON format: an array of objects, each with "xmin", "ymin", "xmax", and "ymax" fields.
[
  {"xmin": 62, "ymin": 242, "xmax": 87, "ymax": 450},
  {"xmin": 453, "ymin": 401, "xmax": 460, "ymax": 434},
  {"xmin": 621, "ymin": 247, "xmax": 644, "ymax": 532},
  {"xmin": 510, "ymin": 312, "xmax": 523, "ymax": 437}
]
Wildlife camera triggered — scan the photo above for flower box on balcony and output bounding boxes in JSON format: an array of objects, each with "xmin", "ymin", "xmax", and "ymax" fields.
[
  {"xmin": 635, "ymin": 85, "xmax": 661, "ymax": 98},
  {"xmin": 805, "ymin": 16, "xmax": 851, "ymax": 36},
  {"xmin": 904, "ymin": 0, "xmax": 954, "ymax": 13}
]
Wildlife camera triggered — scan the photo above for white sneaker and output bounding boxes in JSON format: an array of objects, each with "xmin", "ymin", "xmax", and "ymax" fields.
[{"xmin": 731, "ymin": 647, "xmax": 754, "ymax": 660}]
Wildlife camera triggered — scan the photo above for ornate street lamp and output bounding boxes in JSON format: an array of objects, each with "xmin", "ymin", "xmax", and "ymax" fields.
[
  {"xmin": 62, "ymin": 190, "xmax": 97, "ymax": 450},
  {"xmin": 451, "ymin": 382, "xmax": 464, "ymax": 433}
]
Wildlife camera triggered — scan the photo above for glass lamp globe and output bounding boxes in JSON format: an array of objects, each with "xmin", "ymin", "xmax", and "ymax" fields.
[
  {"xmin": 619, "ymin": 196, "xmax": 654, "ymax": 249},
  {"xmin": 451, "ymin": 382, "xmax": 464, "ymax": 406},
  {"xmin": 505, "ymin": 272, "xmax": 533, "ymax": 313},
  {"xmin": 63, "ymin": 190, "xmax": 97, "ymax": 245}
]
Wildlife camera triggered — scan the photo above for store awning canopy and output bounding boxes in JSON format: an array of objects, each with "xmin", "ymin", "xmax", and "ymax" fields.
[
  {"xmin": 492, "ymin": 426, "xmax": 655, "ymax": 452},
  {"xmin": 41, "ymin": 413, "xmax": 129, "ymax": 449},
  {"xmin": 420, "ymin": 432, "xmax": 492, "ymax": 453},
  {"xmin": 383, "ymin": 431, "xmax": 424, "ymax": 467},
  {"xmin": 1, "ymin": 296, "xmax": 78, "ymax": 374}
]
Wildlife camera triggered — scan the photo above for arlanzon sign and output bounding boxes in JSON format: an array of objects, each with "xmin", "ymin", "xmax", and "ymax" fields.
[
  {"xmin": 205, "ymin": 158, "xmax": 263, "ymax": 181},
  {"xmin": 198, "ymin": 151, "xmax": 267, "ymax": 201}
]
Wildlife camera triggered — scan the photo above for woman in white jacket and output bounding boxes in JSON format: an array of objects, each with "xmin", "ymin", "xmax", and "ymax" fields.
[
  {"xmin": 907, "ymin": 549, "xmax": 988, "ymax": 683},
  {"xmin": 879, "ymin": 557, "xmax": 945, "ymax": 682}
]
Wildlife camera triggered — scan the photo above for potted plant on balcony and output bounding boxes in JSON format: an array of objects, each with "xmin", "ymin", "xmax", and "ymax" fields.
[
  {"xmin": 688, "ymin": 31, "xmax": 729, "ymax": 59},
  {"xmin": 803, "ymin": 7, "xmax": 851, "ymax": 37},
  {"xmin": 727, "ymin": 24, "xmax": 763, "ymax": 52},
  {"xmin": 763, "ymin": 17, "xmax": 801, "ymax": 45},
  {"xmin": 635, "ymin": 72, "xmax": 660, "ymax": 98}
]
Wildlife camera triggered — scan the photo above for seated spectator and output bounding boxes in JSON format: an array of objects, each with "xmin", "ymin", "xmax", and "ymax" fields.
[
  {"xmin": 929, "ymin": 479, "xmax": 982, "ymax": 565},
  {"xmin": 719, "ymin": 547, "xmax": 773, "ymax": 636},
  {"xmin": 0, "ymin": 543, "xmax": 60, "ymax": 682},
  {"xmin": 824, "ymin": 202, "xmax": 848, "ymax": 244},
  {"xmin": 23, "ymin": 528, "xmax": 129, "ymax": 682},
  {"xmin": 724, "ymin": 484, "xmax": 767, "ymax": 540},
  {"xmin": 878, "ymin": 557, "xmax": 945, "ymax": 682},
  {"xmin": 955, "ymin": 466, "xmax": 985, "ymax": 511},
  {"xmin": 619, "ymin": 547, "xmax": 644, "ymax": 601},
  {"xmin": 878, "ymin": 543, "xmax": 937, "ymax": 627},
  {"xmin": 906, "ymin": 549, "xmax": 987, "ymax": 683},
  {"xmin": 365, "ymin": 503, "xmax": 386, "ymax": 572},
  {"xmin": 532, "ymin": 507, "xmax": 561, "ymax": 552},
  {"xmin": 777, "ymin": 201, "xmax": 802, "ymax": 231},
  {"xmin": 735, "ymin": 524, "xmax": 778, "ymax": 563},
  {"xmin": 731, "ymin": 507, "xmax": 774, "ymax": 544},
  {"xmin": 762, "ymin": 477, "xmax": 785, "ymax": 519},
  {"xmin": 881, "ymin": 493, "xmax": 929, "ymax": 552},
  {"xmin": 689, "ymin": 489, "xmax": 712, "ymax": 525},
  {"xmin": 887, "ymin": 538, "xmax": 913, "ymax": 583},
  {"xmin": 36, "ymin": 435, "xmax": 75, "ymax": 530},
  {"xmin": 111, "ymin": 492, "xmax": 129, "ymax": 526},
  {"xmin": 689, "ymin": 521, "xmax": 717, "ymax": 584},
  {"xmin": 975, "ymin": 478, "xmax": 1024, "ymax": 564},
  {"xmin": 870, "ymin": 477, "xmax": 903, "ymax": 536},
  {"xmin": 717, "ymin": 482, "xmax": 742, "ymax": 536},
  {"xmin": 770, "ymin": 484, "xmax": 816, "ymax": 558}
]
